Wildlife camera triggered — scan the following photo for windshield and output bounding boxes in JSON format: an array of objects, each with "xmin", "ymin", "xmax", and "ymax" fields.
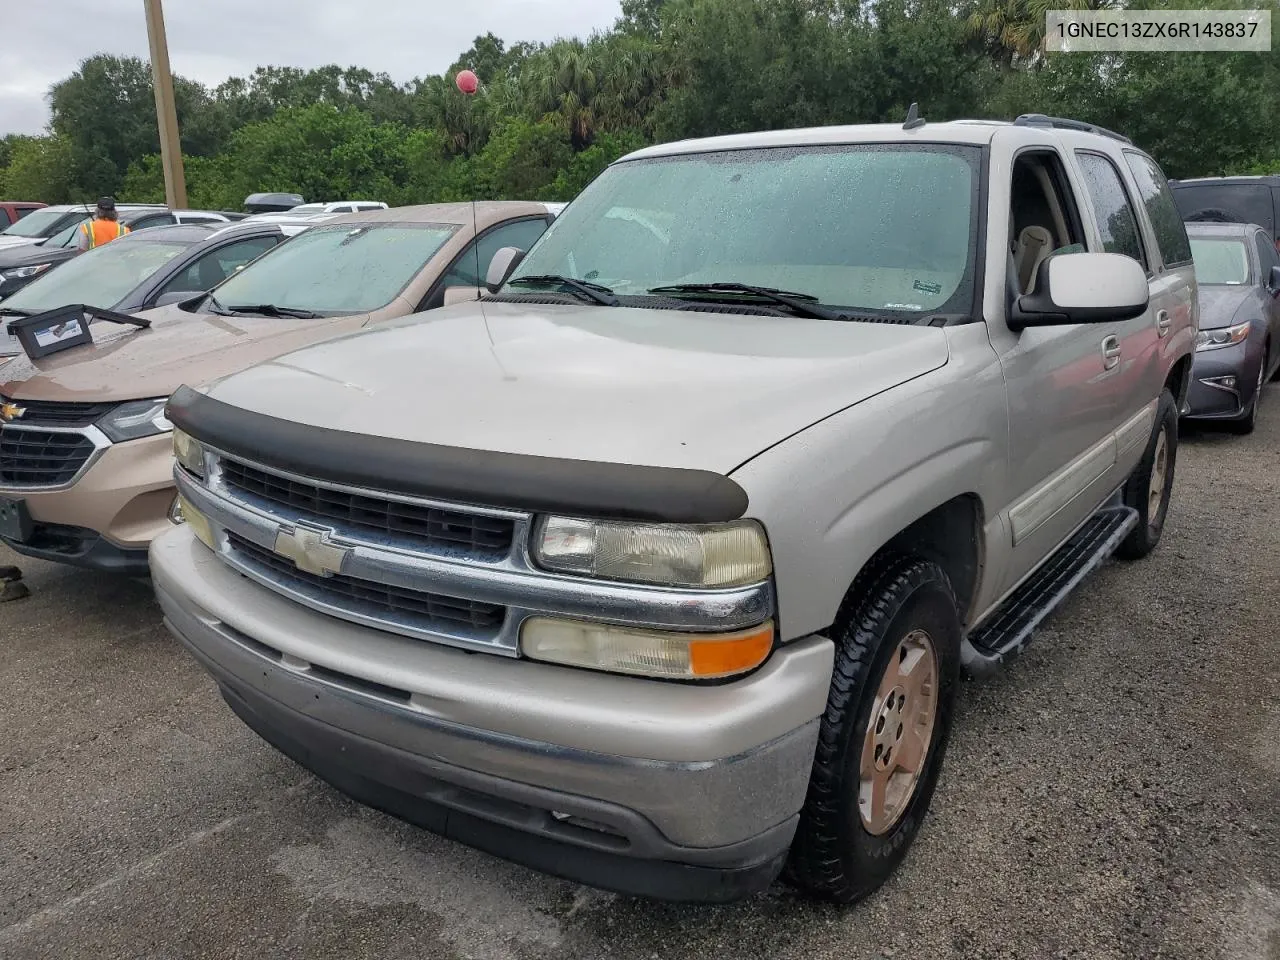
[
  {"xmin": 206, "ymin": 221, "xmax": 457, "ymax": 314},
  {"xmin": 506, "ymin": 143, "xmax": 981, "ymax": 315},
  {"xmin": 1, "ymin": 209, "xmax": 85, "ymax": 239},
  {"xmin": 2, "ymin": 239, "xmax": 191, "ymax": 312},
  {"xmin": 1189, "ymin": 237, "xmax": 1251, "ymax": 285}
]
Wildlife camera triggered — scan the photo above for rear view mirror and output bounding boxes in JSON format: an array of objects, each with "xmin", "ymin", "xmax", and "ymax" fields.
[
  {"xmin": 443, "ymin": 285, "xmax": 482, "ymax": 306},
  {"xmin": 1009, "ymin": 252, "xmax": 1149, "ymax": 330},
  {"xmin": 485, "ymin": 246, "xmax": 526, "ymax": 293},
  {"xmin": 152, "ymin": 290, "xmax": 200, "ymax": 308}
]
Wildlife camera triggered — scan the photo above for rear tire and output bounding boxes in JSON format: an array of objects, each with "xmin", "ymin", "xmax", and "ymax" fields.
[
  {"xmin": 783, "ymin": 555, "xmax": 961, "ymax": 904},
  {"xmin": 1116, "ymin": 388, "xmax": 1177, "ymax": 560}
]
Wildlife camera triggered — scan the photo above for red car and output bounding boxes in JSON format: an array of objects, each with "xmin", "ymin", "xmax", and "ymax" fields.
[{"xmin": 0, "ymin": 202, "xmax": 46, "ymax": 230}]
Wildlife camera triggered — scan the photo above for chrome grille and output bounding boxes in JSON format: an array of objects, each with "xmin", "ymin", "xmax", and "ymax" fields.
[
  {"xmin": 0, "ymin": 395, "xmax": 116, "ymax": 427},
  {"xmin": 220, "ymin": 458, "xmax": 516, "ymax": 557},
  {"xmin": 226, "ymin": 532, "xmax": 508, "ymax": 639},
  {"xmin": 0, "ymin": 428, "xmax": 97, "ymax": 486}
]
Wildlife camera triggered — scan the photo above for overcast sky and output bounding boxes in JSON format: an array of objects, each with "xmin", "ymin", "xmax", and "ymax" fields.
[{"xmin": 1, "ymin": 0, "xmax": 623, "ymax": 136}]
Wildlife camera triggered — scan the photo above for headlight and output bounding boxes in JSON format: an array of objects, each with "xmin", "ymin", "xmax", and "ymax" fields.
[
  {"xmin": 97, "ymin": 397, "xmax": 172, "ymax": 442},
  {"xmin": 172, "ymin": 427, "xmax": 205, "ymax": 478},
  {"xmin": 1, "ymin": 263, "xmax": 52, "ymax": 280},
  {"xmin": 1195, "ymin": 321, "xmax": 1250, "ymax": 352},
  {"xmin": 520, "ymin": 616, "xmax": 775, "ymax": 679},
  {"xmin": 533, "ymin": 516, "xmax": 772, "ymax": 588},
  {"xmin": 175, "ymin": 494, "xmax": 215, "ymax": 550}
]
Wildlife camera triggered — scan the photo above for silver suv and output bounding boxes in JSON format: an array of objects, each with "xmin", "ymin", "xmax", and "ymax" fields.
[{"xmin": 151, "ymin": 113, "xmax": 1197, "ymax": 904}]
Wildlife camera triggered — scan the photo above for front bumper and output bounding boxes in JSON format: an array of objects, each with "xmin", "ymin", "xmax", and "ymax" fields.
[
  {"xmin": 0, "ymin": 431, "xmax": 175, "ymax": 573},
  {"xmin": 151, "ymin": 525, "xmax": 834, "ymax": 902},
  {"xmin": 1183, "ymin": 340, "xmax": 1263, "ymax": 420}
]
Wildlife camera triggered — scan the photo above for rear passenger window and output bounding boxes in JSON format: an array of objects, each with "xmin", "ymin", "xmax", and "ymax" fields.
[
  {"xmin": 1076, "ymin": 152, "xmax": 1147, "ymax": 269},
  {"xmin": 1123, "ymin": 152, "xmax": 1193, "ymax": 266}
]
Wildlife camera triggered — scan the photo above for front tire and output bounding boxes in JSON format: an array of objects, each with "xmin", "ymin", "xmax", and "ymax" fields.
[
  {"xmin": 1116, "ymin": 387, "xmax": 1177, "ymax": 560},
  {"xmin": 784, "ymin": 556, "xmax": 961, "ymax": 904}
]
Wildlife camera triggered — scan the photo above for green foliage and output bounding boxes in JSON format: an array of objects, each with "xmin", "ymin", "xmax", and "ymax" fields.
[
  {"xmin": 2, "ymin": 3, "xmax": 1278, "ymax": 209},
  {"xmin": 3, "ymin": 136, "xmax": 76, "ymax": 202}
]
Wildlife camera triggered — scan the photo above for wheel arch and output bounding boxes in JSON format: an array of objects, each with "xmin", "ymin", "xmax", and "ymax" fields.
[
  {"xmin": 1165, "ymin": 351, "xmax": 1193, "ymax": 410},
  {"xmin": 875, "ymin": 494, "xmax": 987, "ymax": 626}
]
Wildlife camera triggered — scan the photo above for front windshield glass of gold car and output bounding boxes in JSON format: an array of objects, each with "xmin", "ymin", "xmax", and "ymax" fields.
[
  {"xmin": 209, "ymin": 222, "xmax": 459, "ymax": 314},
  {"xmin": 506, "ymin": 143, "xmax": 980, "ymax": 314}
]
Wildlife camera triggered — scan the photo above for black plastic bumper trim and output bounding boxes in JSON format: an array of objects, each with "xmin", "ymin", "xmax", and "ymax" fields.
[
  {"xmin": 197, "ymin": 660, "xmax": 788, "ymax": 902},
  {"xmin": 167, "ymin": 385, "xmax": 749, "ymax": 524},
  {"xmin": 1, "ymin": 531, "xmax": 150, "ymax": 575}
]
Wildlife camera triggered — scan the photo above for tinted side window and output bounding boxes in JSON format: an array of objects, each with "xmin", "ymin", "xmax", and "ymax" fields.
[
  {"xmin": 0, "ymin": 210, "xmax": 11, "ymax": 228},
  {"xmin": 15, "ymin": 207, "xmax": 37, "ymax": 220},
  {"xmin": 1076, "ymin": 152, "xmax": 1147, "ymax": 268},
  {"xmin": 1123, "ymin": 152, "xmax": 1193, "ymax": 266},
  {"xmin": 1171, "ymin": 182, "xmax": 1274, "ymax": 235},
  {"xmin": 1254, "ymin": 231, "xmax": 1279, "ymax": 281},
  {"xmin": 157, "ymin": 236, "xmax": 280, "ymax": 298},
  {"xmin": 444, "ymin": 218, "xmax": 550, "ymax": 288},
  {"xmin": 131, "ymin": 214, "xmax": 176, "ymax": 231}
]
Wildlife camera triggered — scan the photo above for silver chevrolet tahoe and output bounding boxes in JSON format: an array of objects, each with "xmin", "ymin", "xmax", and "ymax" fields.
[{"xmin": 150, "ymin": 113, "xmax": 1197, "ymax": 904}]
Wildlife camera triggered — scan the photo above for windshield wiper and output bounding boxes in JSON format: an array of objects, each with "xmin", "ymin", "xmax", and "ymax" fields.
[
  {"xmin": 222, "ymin": 303, "xmax": 320, "ymax": 319},
  {"xmin": 0, "ymin": 307, "xmax": 33, "ymax": 317},
  {"xmin": 506, "ymin": 275, "xmax": 618, "ymax": 306},
  {"xmin": 647, "ymin": 282, "xmax": 846, "ymax": 322}
]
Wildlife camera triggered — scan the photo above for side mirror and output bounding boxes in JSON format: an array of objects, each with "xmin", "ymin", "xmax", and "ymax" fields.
[
  {"xmin": 152, "ymin": 290, "xmax": 201, "ymax": 308},
  {"xmin": 443, "ymin": 285, "xmax": 482, "ymax": 306},
  {"xmin": 485, "ymin": 246, "xmax": 526, "ymax": 293},
  {"xmin": 1269, "ymin": 265, "xmax": 1280, "ymax": 292},
  {"xmin": 1009, "ymin": 252, "xmax": 1149, "ymax": 330}
]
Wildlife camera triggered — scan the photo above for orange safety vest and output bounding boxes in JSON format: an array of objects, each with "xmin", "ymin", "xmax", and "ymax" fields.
[{"xmin": 82, "ymin": 218, "xmax": 130, "ymax": 249}]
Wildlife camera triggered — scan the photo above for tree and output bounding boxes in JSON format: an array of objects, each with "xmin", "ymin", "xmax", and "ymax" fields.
[
  {"xmin": 475, "ymin": 118, "xmax": 575, "ymax": 198},
  {"xmin": 3, "ymin": 136, "xmax": 77, "ymax": 203}
]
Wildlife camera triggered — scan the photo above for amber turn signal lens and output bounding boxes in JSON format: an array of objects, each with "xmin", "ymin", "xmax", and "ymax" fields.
[
  {"xmin": 688, "ymin": 624, "xmax": 775, "ymax": 677},
  {"xmin": 520, "ymin": 617, "xmax": 775, "ymax": 679}
]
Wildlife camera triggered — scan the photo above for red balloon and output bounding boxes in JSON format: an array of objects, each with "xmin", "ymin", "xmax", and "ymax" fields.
[{"xmin": 455, "ymin": 70, "xmax": 479, "ymax": 95}]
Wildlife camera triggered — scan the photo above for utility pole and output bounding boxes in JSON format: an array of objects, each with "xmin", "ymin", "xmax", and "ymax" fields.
[{"xmin": 143, "ymin": 0, "xmax": 187, "ymax": 208}]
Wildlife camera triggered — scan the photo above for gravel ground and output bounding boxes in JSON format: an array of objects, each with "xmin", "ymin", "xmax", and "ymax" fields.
[{"xmin": 1, "ymin": 393, "xmax": 1277, "ymax": 960}]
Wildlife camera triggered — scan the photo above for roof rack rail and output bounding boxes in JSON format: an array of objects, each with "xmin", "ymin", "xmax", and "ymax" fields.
[{"xmin": 1012, "ymin": 113, "xmax": 1132, "ymax": 145}]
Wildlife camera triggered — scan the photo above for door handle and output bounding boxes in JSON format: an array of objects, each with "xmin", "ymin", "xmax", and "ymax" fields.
[
  {"xmin": 1156, "ymin": 309, "xmax": 1172, "ymax": 338},
  {"xmin": 1101, "ymin": 335, "xmax": 1121, "ymax": 370}
]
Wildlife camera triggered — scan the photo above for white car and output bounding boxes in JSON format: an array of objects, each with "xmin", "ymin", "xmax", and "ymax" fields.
[{"xmin": 244, "ymin": 201, "xmax": 389, "ymax": 223}]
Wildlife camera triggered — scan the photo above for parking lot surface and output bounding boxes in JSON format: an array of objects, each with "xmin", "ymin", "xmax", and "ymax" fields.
[{"xmin": 2, "ymin": 396, "xmax": 1278, "ymax": 960}]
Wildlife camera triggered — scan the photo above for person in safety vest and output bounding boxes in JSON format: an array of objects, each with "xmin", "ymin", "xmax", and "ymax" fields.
[{"xmin": 76, "ymin": 197, "xmax": 131, "ymax": 251}]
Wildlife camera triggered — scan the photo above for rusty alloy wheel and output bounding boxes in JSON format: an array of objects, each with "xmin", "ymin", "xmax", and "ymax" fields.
[
  {"xmin": 1147, "ymin": 425, "xmax": 1169, "ymax": 532},
  {"xmin": 858, "ymin": 628, "xmax": 939, "ymax": 835}
]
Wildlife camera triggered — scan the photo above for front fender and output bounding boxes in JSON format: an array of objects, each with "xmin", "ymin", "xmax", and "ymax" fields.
[{"xmin": 730, "ymin": 326, "xmax": 1009, "ymax": 641}]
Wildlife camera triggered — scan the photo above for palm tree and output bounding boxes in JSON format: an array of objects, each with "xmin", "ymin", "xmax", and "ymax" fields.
[{"xmin": 966, "ymin": 0, "xmax": 1114, "ymax": 68}]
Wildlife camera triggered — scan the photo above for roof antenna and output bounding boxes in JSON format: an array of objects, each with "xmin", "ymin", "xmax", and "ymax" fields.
[
  {"xmin": 903, "ymin": 102, "xmax": 926, "ymax": 131},
  {"xmin": 456, "ymin": 69, "xmax": 482, "ymax": 297}
]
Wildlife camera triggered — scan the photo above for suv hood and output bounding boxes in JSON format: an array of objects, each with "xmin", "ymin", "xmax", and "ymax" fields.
[
  {"xmin": 203, "ymin": 301, "xmax": 951, "ymax": 475},
  {"xmin": 0, "ymin": 236, "xmax": 41, "ymax": 252},
  {"xmin": 0, "ymin": 304, "xmax": 365, "ymax": 403}
]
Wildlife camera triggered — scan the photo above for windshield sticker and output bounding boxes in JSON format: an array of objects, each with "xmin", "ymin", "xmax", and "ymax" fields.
[
  {"xmin": 912, "ymin": 279, "xmax": 943, "ymax": 295},
  {"xmin": 884, "ymin": 302, "xmax": 924, "ymax": 311}
]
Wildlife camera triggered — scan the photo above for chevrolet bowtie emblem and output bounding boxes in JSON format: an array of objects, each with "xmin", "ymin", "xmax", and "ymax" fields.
[
  {"xmin": 0, "ymin": 402, "xmax": 25, "ymax": 422},
  {"xmin": 273, "ymin": 525, "xmax": 349, "ymax": 578}
]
